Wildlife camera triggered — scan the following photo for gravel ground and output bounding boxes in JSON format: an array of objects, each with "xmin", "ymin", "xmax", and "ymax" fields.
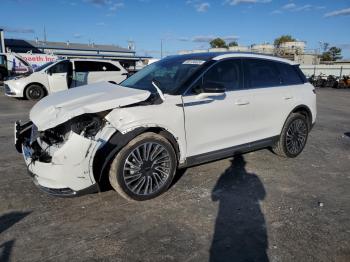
[{"xmin": 0, "ymin": 87, "xmax": 349, "ymax": 262}]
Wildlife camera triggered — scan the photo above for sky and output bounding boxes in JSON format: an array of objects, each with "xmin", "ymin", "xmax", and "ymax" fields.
[{"xmin": 1, "ymin": 0, "xmax": 350, "ymax": 58}]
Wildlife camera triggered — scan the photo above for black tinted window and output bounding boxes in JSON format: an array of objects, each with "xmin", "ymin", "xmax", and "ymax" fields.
[
  {"xmin": 203, "ymin": 59, "xmax": 241, "ymax": 91},
  {"xmin": 50, "ymin": 61, "xmax": 70, "ymax": 74},
  {"xmin": 277, "ymin": 63, "xmax": 304, "ymax": 85},
  {"xmin": 75, "ymin": 61, "xmax": 120, "ymax": 72},
  {"xmin": 244, "ymin": 59, "xmax": 281, "ymax": 88}
]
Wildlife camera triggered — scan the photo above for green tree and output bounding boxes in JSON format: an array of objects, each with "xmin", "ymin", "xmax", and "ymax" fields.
[
  {"xmin": 274, "ymin": 35, "xmax": 296, "ymax": 47},
  {"xmin": 321, "ymin": 46, "xmax": 342, "ymax": 61},
  {"xmin": 210, "ymin": 38, "xmax": 227, "ymax": 48},
  {"xmin": 228, "ymin": 41, "xmax": 238, "ymax": 47}
]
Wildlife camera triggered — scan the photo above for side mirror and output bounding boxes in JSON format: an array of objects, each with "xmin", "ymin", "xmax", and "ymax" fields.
[
  {"xmin": 47, "ymin": 69, "xmax": 52, "ymax": 76},
  {"xmin": 195, "ymin": 81, "xmax": 225, "ymax": 99}
]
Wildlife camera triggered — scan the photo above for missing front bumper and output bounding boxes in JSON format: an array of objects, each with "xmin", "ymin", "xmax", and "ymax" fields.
[{"xmin": 30, "ymin": 174, "xmax": 99, "ymax": 197}]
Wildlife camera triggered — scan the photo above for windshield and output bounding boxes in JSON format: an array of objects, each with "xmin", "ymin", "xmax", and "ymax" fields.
[
  {"xmin": 121, "ymin": 56, "xmax": 206, "ymax": 94},
  {"xmin": 34, "ymin": 61, "xmax": 55, "ymax": 72}
]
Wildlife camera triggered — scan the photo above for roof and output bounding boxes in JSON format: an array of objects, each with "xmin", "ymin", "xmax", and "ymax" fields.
[
  {"xmin": 5, "ymin": 38, "xmax": 133, "ymax": 53},
  {"xmin": 174, "ymin": 52, "xmax": 297, "ymax": 65},
  {"xmin": 52, "ymin": 52, "xmax": 151, "ymax": 60},
  {"xmin": 213, "ymin": 52, "xmax": 297, "ymax": 65}
]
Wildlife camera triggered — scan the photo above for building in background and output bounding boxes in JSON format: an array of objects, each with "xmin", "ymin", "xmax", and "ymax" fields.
[
  {"xmin": 3, "ymin": 36, "xmax": 150, "ymax": 71},
  {"xmin": 178, "ymin": 41, "xmax": 320, "ymax": 65}
]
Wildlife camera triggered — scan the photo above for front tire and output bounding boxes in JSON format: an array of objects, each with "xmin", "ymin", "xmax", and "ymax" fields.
[
  {"xmin": 273, "ymin": 113, "xmax": 309, "ymax": 158},
  {"xmin": 25, "ymin": 84, "xmax": 45, "ymax": 100},
  {"xmin": 109, "ymin": 132, "xmax": 177, "ymax": 201}
]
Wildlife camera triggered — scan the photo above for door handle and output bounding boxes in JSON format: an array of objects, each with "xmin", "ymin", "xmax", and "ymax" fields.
[
  {"xmin": 283, "ymin": 96, "xmax": 293, "ymax": 100},
  {"xmin": 235, "ymin": 99, "xmax": 250, "ymax": 106}
]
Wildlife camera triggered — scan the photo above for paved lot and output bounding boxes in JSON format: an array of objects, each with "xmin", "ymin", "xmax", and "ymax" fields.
[{"xmin": 0, "ymin": 87, "xmax": 349, "ymax": 262}]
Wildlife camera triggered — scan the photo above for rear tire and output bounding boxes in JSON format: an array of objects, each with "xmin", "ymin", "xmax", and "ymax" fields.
[
  {"xmin": 273, "ymin": 113, "xmax": 309, "ymax": 158},
  {"xmin": 25, "ymin": 84, "xmax": 45, "ymax": 100},
  {"xmin": 109, "ymin": 132, "xmax": 177, "ymax": 201}
]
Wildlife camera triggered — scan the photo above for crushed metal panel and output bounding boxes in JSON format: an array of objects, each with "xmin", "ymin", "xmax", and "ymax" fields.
[{"xmin": 30, "ymin": 82, "xmax": 151, "ymax": 130}]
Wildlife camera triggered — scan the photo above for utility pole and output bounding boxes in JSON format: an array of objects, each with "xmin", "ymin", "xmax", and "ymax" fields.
[
  {"xmin": 0, "ymin": 28, "xmax": 5, "ymax": 53},
  {"xmin": 43, "ymin": 25, "xmax": 47, "ymax": 42}
]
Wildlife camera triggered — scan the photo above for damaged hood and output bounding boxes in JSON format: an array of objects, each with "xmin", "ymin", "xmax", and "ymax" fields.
[{"xmin": 30, "ymin": 82, "xmax": 151, "ymax": 130}]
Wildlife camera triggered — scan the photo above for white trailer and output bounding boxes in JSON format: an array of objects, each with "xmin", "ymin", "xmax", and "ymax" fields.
[{"xmin": 0, "ymin": 52, "xmax": 58, "ymax": 81}]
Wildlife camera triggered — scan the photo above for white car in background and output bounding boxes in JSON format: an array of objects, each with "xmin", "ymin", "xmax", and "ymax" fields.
[
  {"xmin": 4, "ymin": 59, "xmax": 128, "ymax": 100},
  {"xmin": 15, "ymin": 52, "xmax": 316, "ymax": 200}
]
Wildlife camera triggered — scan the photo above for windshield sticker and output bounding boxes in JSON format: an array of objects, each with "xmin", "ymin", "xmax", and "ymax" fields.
[{"xmin": 183, "ymin": 60, "xmax": 205, "ymax": 65}]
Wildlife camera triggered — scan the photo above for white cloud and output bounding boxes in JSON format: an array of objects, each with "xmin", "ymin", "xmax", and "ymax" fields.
[
  {"xmin": 192, "ymin": 35, "xmax": 216, "ymax": 42},
  {"xmin": 271, "ymin": 9, "xmax": 282, "ymax": 15},
  {"xmin": 196, "ymin": 2, "xmax": 210, "ymax": 12},
  {"xmin": 187, "ymin": 0, "xmax": 210, "ymax": 12},
  {"xmin": 85, "ymin": 0, "xmax": 111, "ymax": 6},
  {"xmin": 225, "ymin": 0, "xmax": 271, "ymax": 6},
  {"xmin": 282, "ymin": 3, "xmax": 296, "ymax": 10},
  {"xmin": 325, "ymin": 8, "xmax": 350, "ymax": 17},
  {"xmin": 222, "ymin": 35, "xmax": 239, "ymax": 42},
  {"xmin": 85, "ymin": 0, "xmax": 124, "ymax": 13},
  {"xmin": 179, "ymin": 35, "xmax": 239, "ymax": 43},
  {"xmin": 294, "ymin": 4, "xmax": 312, "ymax": 11},
  {"xmin": 274, "ymin": 3, "xmax": 327, "ymax": 14},
  {"xmin": 109, "ymin": 2, "xmax": 124, "ymax": 11},
  {"xmin": 73, "ymin": 33, "xmax": 83, "ymax": 38}
]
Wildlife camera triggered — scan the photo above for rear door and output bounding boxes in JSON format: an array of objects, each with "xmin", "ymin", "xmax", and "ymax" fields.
[
  {"xmin": 47, "ymin": 60, "xmax": 72, "ymax": 93},
  {"xmin": 74, "ymin": 61, "xmax": 126, "ymax": 86},
  {"xmin": 242, "ymin": 59, "xmax": 301, "ymax": 140}
]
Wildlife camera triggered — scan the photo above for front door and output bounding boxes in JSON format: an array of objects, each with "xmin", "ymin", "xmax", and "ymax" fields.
[{"xmin": 182, "ymin": 59, "xmax": 253, "ymax": 157}]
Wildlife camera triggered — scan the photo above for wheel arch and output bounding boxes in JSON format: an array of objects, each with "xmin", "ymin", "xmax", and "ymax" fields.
[
  {"xmin": 280, "ymin": 105, "xmax": 313, "ymax": 134},
  {"xmin": 24, "ymin": 82, "xmax": 48, "ymax": 99},
  {"xmin": 290, "ymin": 105, "xmax": 313, "ymax": 129},
  {"xmin": 92, "ymin": 126, "xmax": 181, "ymax": 189}
]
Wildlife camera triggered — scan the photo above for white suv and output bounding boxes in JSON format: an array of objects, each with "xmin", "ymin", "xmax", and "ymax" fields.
[
  {"xmin": 5, "ymin": 58, "xmax": 127, "ymax": 100},
  {"xmin": 15, "ymin": 53, "xmax": 316, "ymax": 200}
]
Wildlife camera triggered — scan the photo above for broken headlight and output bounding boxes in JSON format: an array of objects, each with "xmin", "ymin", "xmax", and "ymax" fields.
[
  {"xmin": 40, "ymin": 123, "xmax": 71, "ymax": 145},
  {"xmin": 71, "ymin": 114, "xmax": 105, "ymax": 138}
]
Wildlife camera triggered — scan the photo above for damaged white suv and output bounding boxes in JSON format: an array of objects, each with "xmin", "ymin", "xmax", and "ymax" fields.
[{"xmin": 15, "ymin": 53, "xmax": 316, "ymax": 200}]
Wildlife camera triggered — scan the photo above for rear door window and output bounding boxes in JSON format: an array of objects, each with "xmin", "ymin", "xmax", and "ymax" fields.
[
  {"xmin": 244, "ymin": 59, "xmax": 281, "ymax": 89},
  {"xmin": 50, "ymin": 61, "xmax": 70, "ymax": 74},
  {"xmin": 277, "ymin": 63, "xmax": 304, "ymax": 85}
]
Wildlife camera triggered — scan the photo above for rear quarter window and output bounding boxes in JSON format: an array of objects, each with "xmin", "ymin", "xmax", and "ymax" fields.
[
  {"xmin": 244, "ymin": 59, "xmax": 281, "ymax": 88},
  {"xmin": 276, "ymin": 63, "xmax": 304, "ymax": 85}
]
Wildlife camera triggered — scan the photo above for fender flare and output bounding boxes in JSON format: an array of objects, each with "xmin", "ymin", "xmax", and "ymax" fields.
[{"xmin": 281, "ymin": 105, "xmax": 313, "ymax": 133}]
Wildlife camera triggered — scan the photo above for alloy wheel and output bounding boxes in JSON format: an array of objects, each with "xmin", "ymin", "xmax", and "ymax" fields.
[
  {"xmin": 28, "ymin": 87, "xmax": 42, "ymax": 100},
  {"xmin": 122, "ymin": 142, "xmax": 172, "ymax": 196},
  {"xmin": 285, "ymin": 119, "xmax": 307, "ymax": 155}
]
